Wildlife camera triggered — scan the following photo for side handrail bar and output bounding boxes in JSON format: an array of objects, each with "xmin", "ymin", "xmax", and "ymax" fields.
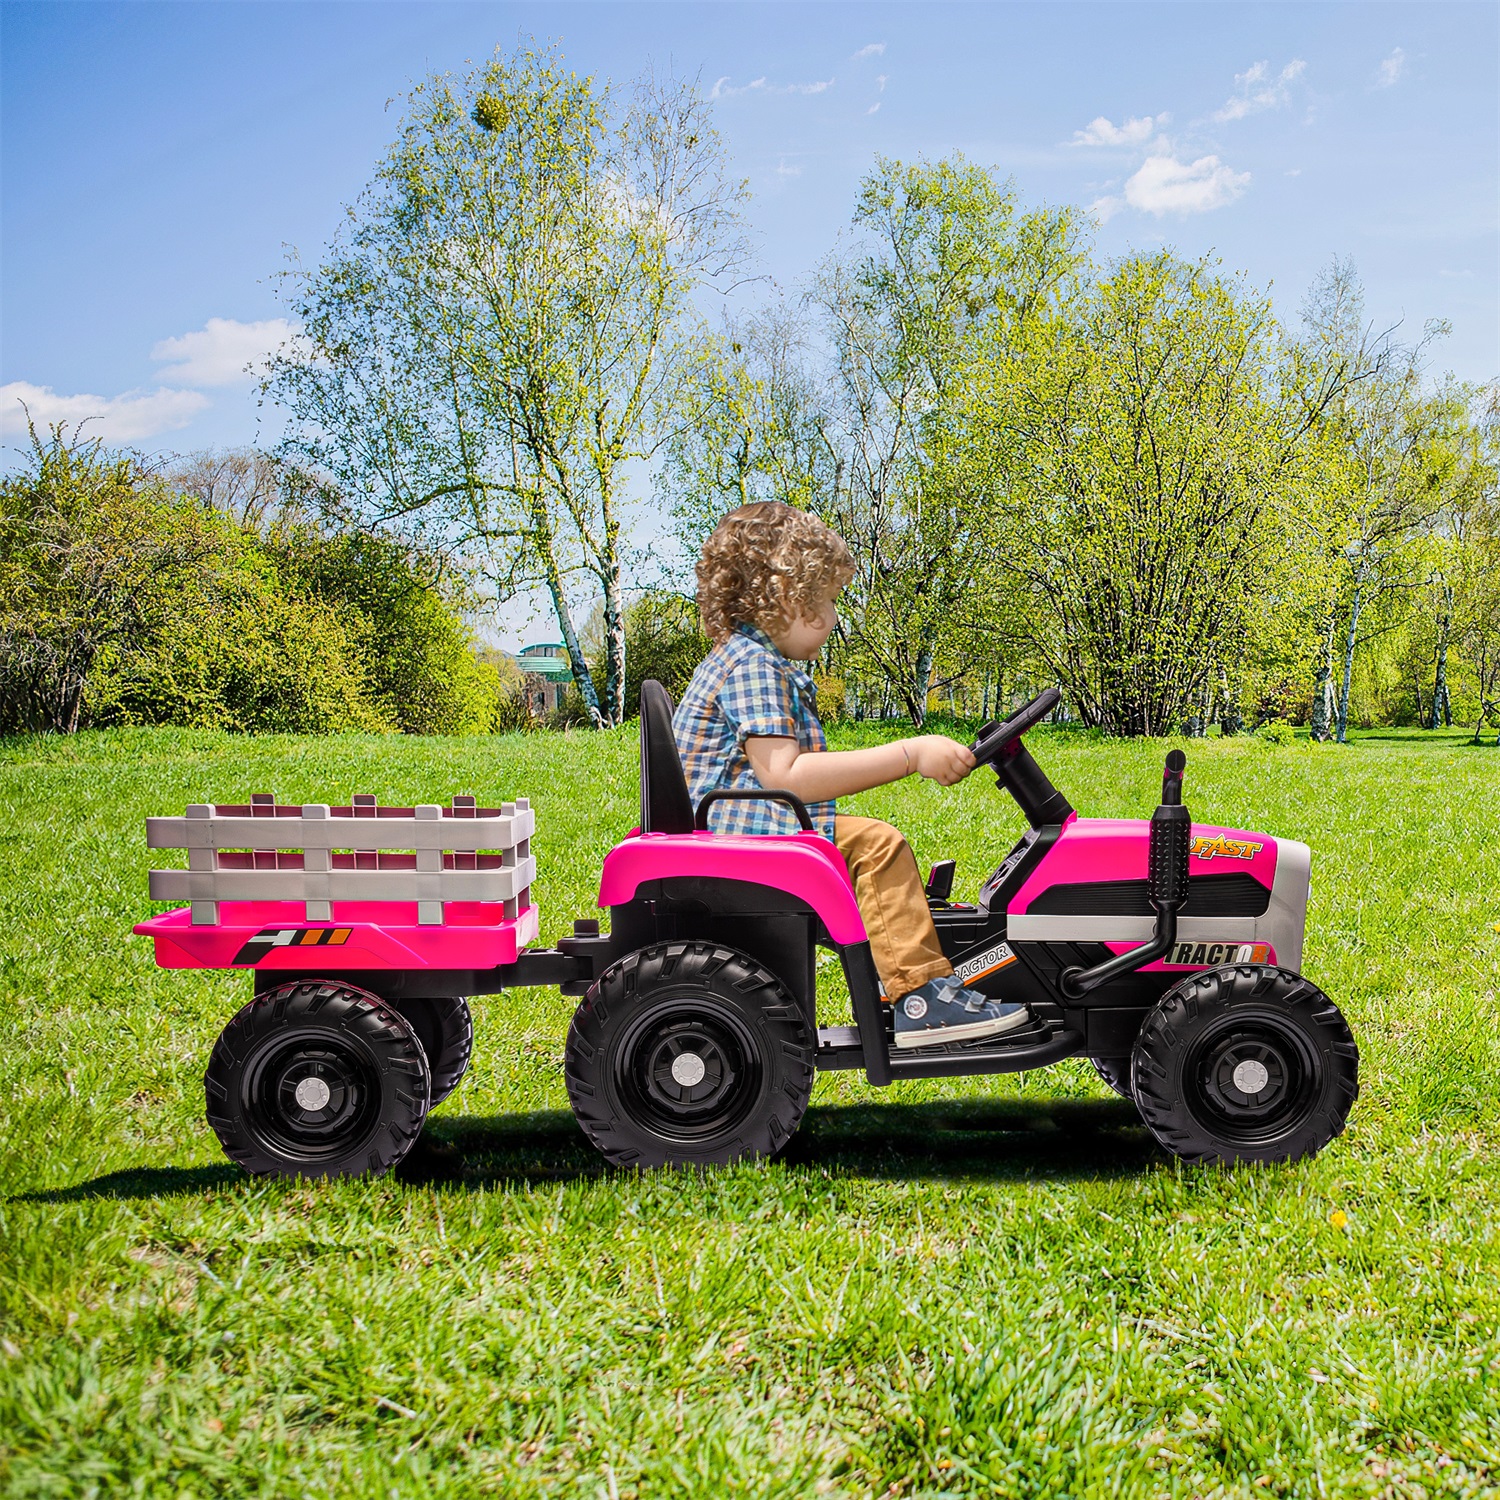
[{"xmin": 693, "ymin": 788, "xmax": 816, "ymax": 833}]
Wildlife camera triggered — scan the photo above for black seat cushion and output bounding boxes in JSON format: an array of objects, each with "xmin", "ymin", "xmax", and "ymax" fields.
[{"xmin": 639, "ymin": 680, "xmax": 695, "ymax": 834}]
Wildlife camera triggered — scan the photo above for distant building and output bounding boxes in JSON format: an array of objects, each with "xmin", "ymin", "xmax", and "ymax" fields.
[{"xmin": 515, "ymin": 642, "xmax": 573, "ymax": 715}]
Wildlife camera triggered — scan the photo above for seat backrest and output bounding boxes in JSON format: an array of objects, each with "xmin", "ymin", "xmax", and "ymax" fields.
[{"xmin": 639, "ymin": 680, "xmax": 695, "ymax": 834}]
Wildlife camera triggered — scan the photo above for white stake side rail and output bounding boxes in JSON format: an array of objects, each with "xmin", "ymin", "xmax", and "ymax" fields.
[{"xmin": 147, "ymin": 793, "xmax": 536, "ymax": 926}]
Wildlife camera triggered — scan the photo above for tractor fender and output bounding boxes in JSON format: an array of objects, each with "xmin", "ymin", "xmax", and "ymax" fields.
[{"xmin": 597, "ymin": 832, "xmax": 867, "ymax": 944}]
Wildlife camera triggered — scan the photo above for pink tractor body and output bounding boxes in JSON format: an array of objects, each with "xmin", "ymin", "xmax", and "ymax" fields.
[{"xmin": 137, "ymin": 687, "xmax": 1357, "ymax": 1178}]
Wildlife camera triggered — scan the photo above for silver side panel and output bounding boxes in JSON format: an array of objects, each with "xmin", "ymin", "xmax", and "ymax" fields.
[
  {"xmin": 1260, "ymin": 837, "xmax": 1310, "ymax": 972},
  {"xmin": 1008, "ymin": 914, "xmax": 1260, "ymax": 944}
]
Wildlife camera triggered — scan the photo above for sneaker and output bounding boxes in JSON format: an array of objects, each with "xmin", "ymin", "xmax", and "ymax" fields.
[{"xmin": 893, "ymin": 974, "xmax": 1033, "ymax": 1050}]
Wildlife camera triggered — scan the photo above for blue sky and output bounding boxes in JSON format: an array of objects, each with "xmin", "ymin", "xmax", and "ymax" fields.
[{"xmin": 3, "ymin": 2, "xmax": 1496, "ymax": 463}]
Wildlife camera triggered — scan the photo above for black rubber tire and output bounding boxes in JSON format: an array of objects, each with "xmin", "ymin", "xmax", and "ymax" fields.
[
  {"xmin": 205, "ymin": 980, "xmax": 430, "ymax": 1180},
  {"xmin": 389, "ymin": 996, "xmax": 473, "ymax": 1107},
  {"xmin": 1132, "ymin": 965, "xmax": 1359, "ymax": 1166},
  {"xmin": 1091, "ymin": 1056, "xmax": 1135, "ymax": 1100},
  {"xmin": 564, "ymin": 942, "xmax": 815, "ymax": 1169}
]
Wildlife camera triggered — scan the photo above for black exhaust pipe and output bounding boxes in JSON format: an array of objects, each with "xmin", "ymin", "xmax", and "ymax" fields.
[{"xmin": 1060, "ymin": 750, "xmax": 1190, "ymax": 1000}]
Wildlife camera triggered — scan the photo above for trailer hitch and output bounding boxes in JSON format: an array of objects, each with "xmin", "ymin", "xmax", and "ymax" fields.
[{"xmin": 1060, "ymin": 750, "xmax": 1190, "ymax": 1000}]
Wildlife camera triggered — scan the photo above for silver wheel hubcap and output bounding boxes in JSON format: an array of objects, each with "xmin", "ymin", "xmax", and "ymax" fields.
[
  {"xmin": 1232, "ymin": 1059, "xmax": 1270, "ymax": 1095},
  {"xmin": 670, "ymin": 1052, "xmax": 707, "ymax": 1088},
  {"xmin": 294, "ymin": 1076, "xmax": 332, "ymax": 1111}
]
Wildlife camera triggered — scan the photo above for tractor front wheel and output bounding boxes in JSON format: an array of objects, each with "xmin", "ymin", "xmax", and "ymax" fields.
[
  {"xmin": 565, "ymin": 942, "xmax": 815, "ymax": 1169},
  {"xmin": 1132, "ymin": 965, "xmax": 1358, "ymax": 1166}
]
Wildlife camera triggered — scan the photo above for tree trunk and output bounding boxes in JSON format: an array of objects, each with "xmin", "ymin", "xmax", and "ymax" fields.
[
  {"xmin": 527, "ymin": 497, "xmax": 604, "ymax": 726},
  {"xmin": 1218, "ymin": 665, "xmax": 1242, "ymax": 737},
  {"xmin": 600, "ymin": 563, "xmax": 626, "ymax": 729},
  {"xmin": 909, "ymin": 639, "xmax": 934, "ymax": 729},
  {"xmin": 544, "ymin": 577, "xmax": 602, "ymax": 727},
  {"xmin": 1430, "ymin": 587, "xmax": 1452, "ymax": 729},
  {"xmin": 1334, "ymin": 586, "xmax": 1364, "ymax": 744},
  {"xmin": 1309, "ymin": 614, "xmax": 1337, "ymax": 742}
]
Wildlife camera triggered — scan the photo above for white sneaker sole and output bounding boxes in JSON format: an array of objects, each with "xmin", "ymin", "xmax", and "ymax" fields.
[{"xmin": 894, "ymin": 1006, "xmax": 1033, "ymax": 1049}]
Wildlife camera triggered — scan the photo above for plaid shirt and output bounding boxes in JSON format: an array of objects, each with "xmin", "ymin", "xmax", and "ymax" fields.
[{"xmin": 673, "ymin": 622, "xmax": 836, "ymax": 839}]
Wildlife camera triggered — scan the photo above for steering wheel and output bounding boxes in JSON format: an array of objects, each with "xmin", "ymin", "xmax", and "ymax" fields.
[{"xmin": 970, "ymin": 687, "xmax": 1062, "ymax": 767}]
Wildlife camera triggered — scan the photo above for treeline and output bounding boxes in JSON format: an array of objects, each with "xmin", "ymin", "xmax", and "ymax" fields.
[
  {"xmin": 258, "ymin": 44, "xmax": 1498, "ymax": 743},
  {"xmin": 0, "ymin": 430, "xmax": 716, "ymax": 736},
  {"xmin": 8, "ymin": 45, "xmax": 1497, "ymax": 742},
  {"xmin": 666, "ymin": 222, "xmax": 1500, "ymax": 742},
  {"xmin": 0, "ymin": 433, "xmax": 508, "ymax": 735}
]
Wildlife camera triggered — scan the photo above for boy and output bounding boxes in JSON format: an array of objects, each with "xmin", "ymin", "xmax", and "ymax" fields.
[{"xmin": 673, "ymin": 501, "xmax": 1032, "ymax": 1049}]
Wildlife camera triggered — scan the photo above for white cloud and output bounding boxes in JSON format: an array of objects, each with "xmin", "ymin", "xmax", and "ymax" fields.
[
  {"xmin": 775, "ymin": 158, "xmax": 802, "ymax": 178},
  {"xmin": 1214, "ymin": 59, "xmax": 1305, "ymax": 121},
  {"xmin": 875, "ymin": 74, "xmax": 887, "ymax": 92},
  {"xmin": 709, "ymin": 76, "xmax": 834, "ymax": 99},
  {"xmin": 867, "ymin": 102, "xmax": 881, "ymax": 116},
  {"xmin": 0, "ymin": 381, "xmax": 210, "ymax": 442},
  {"xmin": 149, "ymin": 316, "xmax": 299, "ymax": 386},
  {"xmin": 852, "ymin": 42, "xmax": 885, "ymax": 59},
  {"xmin": 1071, "ymin": 113, "xmax": 1164, "ymax": 147},
  {"xmin": 1376, "ymin": 47, "xmax": 1406, "ymax": 87},
  {"xmin": 1088, "ymin": 195, "xmax": 1125, "ymax": 223},
  {"xmin": 1124, "ymin": 154, "xmax": 1250, "ymax": 215}
]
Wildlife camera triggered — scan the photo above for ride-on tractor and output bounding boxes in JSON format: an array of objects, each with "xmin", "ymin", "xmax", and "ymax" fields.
[{"xmin": 135, "ymin": 685, "xmax": 1359, "ymax": 1178}]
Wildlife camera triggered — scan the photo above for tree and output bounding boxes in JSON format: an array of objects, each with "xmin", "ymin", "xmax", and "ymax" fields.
[
  {"xmin": 266, "ymin": 45, "xmax": 748, "ymax": 727},
  {"xmin": 959, "ymin": 253, "xmax": 1331, "ymax": 736},
  {"xmin": 657, "ymin": 158, "xmax": 1085, "ymax": 726},
  {"xmin": 0, "ymin": 425, "xmax": 224, "ymax": 733},
  {"xmin": 815, "ymin": 159, "xmax": 1086, "ymax": 725},
  {"xmin": 1453, "ymin": 387, "xmax": 1500, "ymax": 743},
  {"xmin": 1302, "ymin": 362, "xmax": 1477, "ymax": 739}
]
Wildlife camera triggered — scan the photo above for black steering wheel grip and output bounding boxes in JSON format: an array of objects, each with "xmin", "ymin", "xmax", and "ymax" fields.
[{"xmin": 970, "ymin": 687, "xmax": 1062, "ymax": 766}]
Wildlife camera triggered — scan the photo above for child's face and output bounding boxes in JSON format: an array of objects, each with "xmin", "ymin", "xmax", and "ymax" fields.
[{"xmin": 766, "ymin": 586, "xmax": 839, "ymax": 662}]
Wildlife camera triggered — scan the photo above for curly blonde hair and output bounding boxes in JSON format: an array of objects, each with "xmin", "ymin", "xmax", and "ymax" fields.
[{"xmin": 696, "ymin": 502, "xmax": 855, "ymax": 643}]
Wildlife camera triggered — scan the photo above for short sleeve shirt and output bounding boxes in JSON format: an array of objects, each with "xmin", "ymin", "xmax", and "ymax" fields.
[{"xmin": 672, "ymin": 622, "xmax": 835, "ymax": 839}]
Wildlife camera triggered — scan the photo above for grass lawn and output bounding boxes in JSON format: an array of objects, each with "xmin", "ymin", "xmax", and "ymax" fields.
[{"xmin": 1, "ymin": 724, "xmax": 1497, "ymax": 1498}]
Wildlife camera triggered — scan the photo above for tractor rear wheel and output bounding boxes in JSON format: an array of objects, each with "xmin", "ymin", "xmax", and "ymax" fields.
[
  {"xmin": 205, "ymin": 980, "xmax": 429, "ymax": 1180},
  {"xmin": 1090, "ymin": 1056, "xmax": 1135, "ymax": 1101},
  {"xmin": 565, "ymin": 942, "xmax": 815, "ymax": 1169},
  {"xmin": 1132, "ymin": 965, "xmax": 1358, "ymax": 1166},
  {"xmin": 389, "ymin": 996, "xmax": 473, "ymax": 1107}
]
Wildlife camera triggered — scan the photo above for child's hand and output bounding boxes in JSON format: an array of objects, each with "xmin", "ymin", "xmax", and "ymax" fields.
[{"xmin": 908, "ymin": 735, "xmax": 977, "ymax": 786}]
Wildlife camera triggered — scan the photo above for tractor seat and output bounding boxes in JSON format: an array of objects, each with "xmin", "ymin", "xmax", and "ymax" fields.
[{"xmin": 639, "ymin": 679, "xmax": 696, "ymax": 834}]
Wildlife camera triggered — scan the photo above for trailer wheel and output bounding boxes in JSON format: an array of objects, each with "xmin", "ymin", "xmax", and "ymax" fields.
[
  {"xmin": 565, "ymin": 942, "xmax": 815, "ymax": 1169},
  {"xmin": 205, "ymin": 981, "xmax": 429, "ymax": 1180},
  {"xmin": 1090, "ymin": 1056, "xmax": 1135, "ymax": 1101},
  {"xmin": 1132, "ymin": 965, "xmax": 1358, "ymax": 1166},
  {"xmin": 389, "ymin": 996, "xmax": 473, "ymax": 1107}
]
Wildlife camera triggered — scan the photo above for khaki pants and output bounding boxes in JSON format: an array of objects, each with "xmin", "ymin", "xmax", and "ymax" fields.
[{"xmin": 833, "ymin": 814, "xmax": 952, "ymax": 1001}]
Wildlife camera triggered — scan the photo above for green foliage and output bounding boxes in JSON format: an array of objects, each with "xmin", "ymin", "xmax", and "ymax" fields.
[
  {"xmin": 264, "ymin": 528, "xmax": 499, "ymax": 735},
  {"xmin": 618, "ymin": 592, "xmax": 709, "ymax": 717},
  {"xmin": 90, "ymin": 579, "xmax": 386, "ymax": 735},
  {"xmin": 0, "ymin": 427, "xmax": 227, "ymax": 733},
  {"xmin": 959, "ymin": 252, "xmax": 1300, "ymax": 735},
  {"xmin": 651, "ymin": 165, "xmax": 1496, "ymax": 740},
  {"xmin": 0, "ymin": 429, "xmax": 502, "ymax": 736},
  {"xmin": 1, "ymin": 729, "xmax": 1497, "ymax": 1494}
]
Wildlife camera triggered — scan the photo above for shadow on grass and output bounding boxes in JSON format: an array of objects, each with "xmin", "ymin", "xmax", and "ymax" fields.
[{"xmin": 16, "ymin": 1097, "xmax": 1160, "ymax": 1203}]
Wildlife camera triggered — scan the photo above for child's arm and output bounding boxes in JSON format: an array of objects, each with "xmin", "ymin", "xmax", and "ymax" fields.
[{"xmin": 744, "ymin": 734, "xmax": 976, "ymax": 803}]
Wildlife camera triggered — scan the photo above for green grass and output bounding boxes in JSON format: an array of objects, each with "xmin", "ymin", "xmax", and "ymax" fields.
[{"xmin": 1, "ymin": 724, "xmax": 1497, "ymax": 1498}]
